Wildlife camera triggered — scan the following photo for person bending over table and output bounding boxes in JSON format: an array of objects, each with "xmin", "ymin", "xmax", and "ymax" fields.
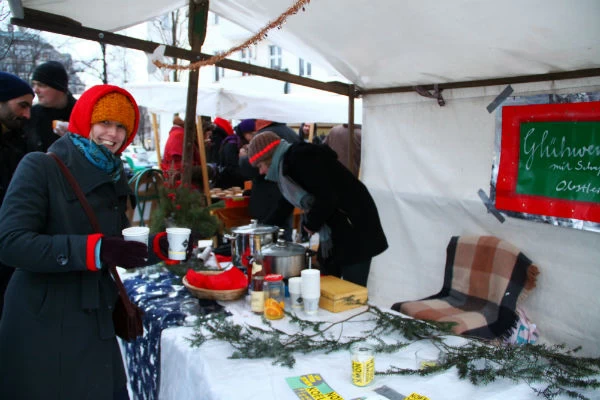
[{"xmin": 246, "ymin": 131, "xmax": 388, "ymax": 286}]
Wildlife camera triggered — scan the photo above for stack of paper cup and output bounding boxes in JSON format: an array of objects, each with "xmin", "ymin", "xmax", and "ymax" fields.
[
  {"xmin": 122, "ymin": 227, "xmax": 150, "ymax": 246},
  {"xmin": 301, "ymin": 269, "xmax": 320, "ymax": 315},
  {"xmin": 288, "ymin": 277, "xmax": 303, "ymax": 309}
]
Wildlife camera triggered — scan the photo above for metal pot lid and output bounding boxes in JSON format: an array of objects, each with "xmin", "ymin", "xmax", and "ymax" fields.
[
  {"xmin": 230, "ymin": 219, "xmax": 279, "ymax": 235},
  {"xmin": 262, "ymin": 240, "xmax": 307, "ymax": 257}
]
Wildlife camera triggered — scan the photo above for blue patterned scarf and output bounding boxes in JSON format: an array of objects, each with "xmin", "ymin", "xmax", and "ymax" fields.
[{"xmin": 69, "ymin": 133, "xmax": 122, "ymax": 182}]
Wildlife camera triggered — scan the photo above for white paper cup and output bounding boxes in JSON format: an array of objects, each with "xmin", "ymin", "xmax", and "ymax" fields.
[
  {"xmin": 166, "ymin": 227, "xmax": 192, "ymax": 260},
  {"xmin": 288, "ymin": 277, "xmax": 302, "ymax": 293},
  {"xmin": 303, "ymin": 297, "xmax": 319, "ymax": 315},
  {"xmin": 289, "ymin": 292, "xmax": 303, "ymax": 309},
  {"xmin": 301, "ymin": 269, "xmax": 320, "ymax": 298},
  {"xmin": 288, "ymin": 277, "xmax": 303, "ymax": 309},
  {"xmin": 122, "ymin": 226, "xmax": 150, "ymax": 246}
]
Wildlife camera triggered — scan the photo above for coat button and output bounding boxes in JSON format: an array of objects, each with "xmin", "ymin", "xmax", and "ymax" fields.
[{"xmin": 57, "ymin": 255, "xmax": 68, "ymax": 266}]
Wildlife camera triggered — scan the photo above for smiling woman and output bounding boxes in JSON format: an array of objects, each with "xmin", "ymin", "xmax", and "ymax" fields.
[{"xmin": 0, "ymin": 84, "xmax": 152, "ymax": 400}]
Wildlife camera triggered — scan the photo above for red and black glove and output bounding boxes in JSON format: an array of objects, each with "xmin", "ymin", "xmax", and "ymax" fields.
[{"xmin": 100, "ymin": 237, "xmax": 148, "ymax": 269}]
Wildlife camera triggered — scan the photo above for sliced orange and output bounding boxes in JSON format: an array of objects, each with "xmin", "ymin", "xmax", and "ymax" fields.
[
  {"xmin": 264, "ymin": 297, "xmax": 279, "ymax": 308},
  {"xmin": 264, "ymin": 304, "xmax": 284, "ymax": 319}
]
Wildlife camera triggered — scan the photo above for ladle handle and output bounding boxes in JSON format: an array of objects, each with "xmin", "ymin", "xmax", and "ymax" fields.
[{"xmin": 305, "ymin": 248, "xmax": 316, "ymax": 269}]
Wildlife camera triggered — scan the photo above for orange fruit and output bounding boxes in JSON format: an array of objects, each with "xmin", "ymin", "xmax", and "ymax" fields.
[
  {"xmin": 264, "ymin": 298, "xmax": 279, "ymax": 308},
  {"xmin": 264, "ymin": 305, "xmax": 284, "ymax": 319},
  {"xmin": 263, "ymin": 298, "xmax": 284, "ymax": 320}
]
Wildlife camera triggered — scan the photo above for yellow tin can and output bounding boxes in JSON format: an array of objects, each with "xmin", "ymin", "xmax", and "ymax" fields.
[{"xmin": 350, "ymin": 343, "xmax": 375, "ymax": 386}]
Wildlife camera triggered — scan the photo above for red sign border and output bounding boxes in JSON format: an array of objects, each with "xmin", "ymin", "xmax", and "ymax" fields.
[{"xmin": 495, "ymin": 101, "xmax": 600, "ymax": 223}]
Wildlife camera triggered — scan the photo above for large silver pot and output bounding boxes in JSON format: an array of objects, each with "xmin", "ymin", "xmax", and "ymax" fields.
[
  {"xmin": 261, "ymin": 230, "xmax": 308, "ymax": 279},
  {"xmin": 225, "ymin": 219, "xmax": 278, "ymax": 268}
]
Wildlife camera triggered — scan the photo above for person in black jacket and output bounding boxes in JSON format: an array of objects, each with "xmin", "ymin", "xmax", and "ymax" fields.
[
  {"xmin": 246, "ymin": 131, "xmax": 388, "ymax": 286},
  {"xmin": 239, "ymin": 120, "xmax": 301, "ymax": 240},
  {"xmin": 0, "ymin": 72, "xmax": 35, "ymax": 320},
  {"xmin": 24, "ymin": 61, "xmax": 77, "ymax": 153}
]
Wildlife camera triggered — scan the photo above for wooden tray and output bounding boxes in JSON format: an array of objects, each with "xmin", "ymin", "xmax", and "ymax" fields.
[{"xmin": 182, "ymin": 276, "xmax": 247, "ymax": 301}]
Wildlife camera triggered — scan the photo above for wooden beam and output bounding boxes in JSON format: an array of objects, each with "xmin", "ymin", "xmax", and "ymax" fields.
[
  {"xmin": 11, "ymin": 8, "xmax": 351, "ymax": 96},
  {"xmin": 360, "ymin": 68, "xmax": 600, "ymax": 96},
  {"xmin": 151, "ymin": 113, "xmax": 162, "ymax": 168},
  {"xmin": 347, "ymin": 84, "xmax": 356, "ymax": 177},
  {"xmin": 196, "ymin": 116, "xmax": 211, "ymax": 206},
  {"xmin": 181, "ymin": 0, "xmax": 208, "ymax": 187}
]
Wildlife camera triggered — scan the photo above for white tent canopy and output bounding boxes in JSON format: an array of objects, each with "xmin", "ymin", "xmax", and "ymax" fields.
[
  {"xmin": 14, "ymin": 0, "xmax": 600, "ymax": 90},
  {"xmin": 125, "ymin": 81, "xmax": 362, "ymax": 124},
  {"xmin": 11, "ymin": 0, "xmax": 600, "ymax": 357}
]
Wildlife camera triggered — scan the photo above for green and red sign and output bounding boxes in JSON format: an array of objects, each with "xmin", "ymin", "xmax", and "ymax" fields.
[{"xmin": 496, "ymin": 101, "xmax": 600, "ymax": 223}]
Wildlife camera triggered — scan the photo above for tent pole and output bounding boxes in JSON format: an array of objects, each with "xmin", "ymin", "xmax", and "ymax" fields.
[
  {"xmin": 347, "ymin": 84, "xmax": 357, "ymax": 177},
  {"xmin": 196, "ymin": 116, "xmax": 211, "ymax": 206},
  {"xmin": 151, "ymin": 112, "xmax": 162, "ymax": 169},
  {"xmin": 181, "ymin": 0, "xmax": 209, "ymax": 188}
]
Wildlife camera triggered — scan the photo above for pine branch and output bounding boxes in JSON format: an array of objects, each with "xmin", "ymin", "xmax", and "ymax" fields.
[{"xmin": 185, "ymin": 304, "xmax": 600, "ymax": 399}]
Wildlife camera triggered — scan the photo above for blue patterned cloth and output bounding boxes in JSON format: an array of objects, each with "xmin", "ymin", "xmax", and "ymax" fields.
[{"xmin": 121, "ymin": 267, "xmax": 225, "ymax": 400}]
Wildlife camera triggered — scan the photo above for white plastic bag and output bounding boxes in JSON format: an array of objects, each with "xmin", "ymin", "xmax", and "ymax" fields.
[{"xmin": 506, "ymin": 306, "xmax": 539, "ymax": 344}]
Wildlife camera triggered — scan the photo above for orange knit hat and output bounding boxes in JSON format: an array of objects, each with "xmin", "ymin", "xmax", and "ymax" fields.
[{"xmin": 90, "ymin": 92, "xmax": 136, "ymax": 138}]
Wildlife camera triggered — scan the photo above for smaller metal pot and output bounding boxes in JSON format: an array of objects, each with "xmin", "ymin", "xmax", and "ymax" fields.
[{"xmin": 261, "ymin": 230, "xmax": 308, "ymax": 279}]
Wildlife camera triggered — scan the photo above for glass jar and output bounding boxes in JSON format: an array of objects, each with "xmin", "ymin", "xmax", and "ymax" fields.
[
  {"xmin": 350, "ymin": 342, "xmax": 375, "ymax": 386},
  {"xmin": 263, "ymin": 274, "xmax": 285, "ymax": 320}
]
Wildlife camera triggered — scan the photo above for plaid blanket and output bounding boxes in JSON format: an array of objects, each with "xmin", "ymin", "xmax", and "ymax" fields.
[{"xmin": 392, "ymin": 236, "xmax": 539, "ymax": 339}]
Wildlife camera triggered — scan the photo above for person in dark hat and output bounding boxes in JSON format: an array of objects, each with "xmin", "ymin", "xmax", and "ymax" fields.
[
  {"xmin": 238, "ymin": 119, "xmax": 301, "ymax": 240},
  {"xmin": 206, "ymin": 116, "xmax": 233, "ymax": 164},
  {"xmin": 24, "ymin": 60, "xmax": 78, "ymax": 152},
  {"xmin": 0, "ymin": 71, "xmax": 35, "ymax": 320},
  {"xmin": 246, "ymin": 131, "xmax": 388, "ymax": 286}
]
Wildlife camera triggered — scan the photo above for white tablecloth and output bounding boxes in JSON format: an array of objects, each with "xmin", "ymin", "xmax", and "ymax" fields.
[{"xmin": 156, "ymin": 298, "xmax": 594, "ymax": 400}]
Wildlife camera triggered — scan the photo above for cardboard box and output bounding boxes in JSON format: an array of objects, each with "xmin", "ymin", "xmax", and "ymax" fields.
[{"xmin": 319, "ymin": 276, "xmax": 368, "ymax": 312}]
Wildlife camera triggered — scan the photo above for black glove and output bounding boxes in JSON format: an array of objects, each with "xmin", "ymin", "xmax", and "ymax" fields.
[
  {"xmin": 101, "ymin": 237, "xmax": 148, "ymax": 269},
  {"xmin": 158, "ymin": 234, "xmax": 194, "ymax": 261}
]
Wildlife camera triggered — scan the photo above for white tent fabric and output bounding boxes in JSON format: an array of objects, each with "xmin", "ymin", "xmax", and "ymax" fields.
[
  {"xmin": 13, "ymin": 1, "xmax": 600, "ymax": 357},
  {"xmin": 210, "ymin": 0, "xmax": 600, "ymax": 90},
  {"xmin": 124, "ymin": 82, "xmax": 362, "ymax": 123},
  {"xmin": 17, "ymin": 0, "xmax": 600, "ymax": 89},
  {"xmin": 362, "ymin": 78, "xmax": 600, "ymax": 358}
]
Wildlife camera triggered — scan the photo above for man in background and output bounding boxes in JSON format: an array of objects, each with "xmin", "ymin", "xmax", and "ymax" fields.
[
  {"xmin": 25, "ymin": 61, "xmax": 77, "ymax": 152},
  {"xmin": 0, "ymin": 72, "xmax": 34, "ymax": 319},
  {"xmin": 323, "ymin": 123, "xmax": 362, "ymax": 177}
]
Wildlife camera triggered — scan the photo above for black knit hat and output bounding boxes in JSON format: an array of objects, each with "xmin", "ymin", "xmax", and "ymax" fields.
[
  {"xmin": 32, "ymin": 61, "xmax": 69, "ymax": 92},
  {"xmin": 247, "ymin": 131, "xmax": 281, "ymax": 166},
  {"xmin": 0, "ymin": 72, "xmax": 34, "ymax": 102}
]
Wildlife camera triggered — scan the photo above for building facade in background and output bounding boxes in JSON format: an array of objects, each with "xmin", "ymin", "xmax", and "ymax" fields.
[{"xmin": 0, "ymin": 26, "xmax": 85, "ymax": 94}]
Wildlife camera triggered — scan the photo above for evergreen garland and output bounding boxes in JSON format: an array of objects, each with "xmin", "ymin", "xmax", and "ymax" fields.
[{"xmin": 186, "ymin": 303, "xmax": 600, "ymax": 399}]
